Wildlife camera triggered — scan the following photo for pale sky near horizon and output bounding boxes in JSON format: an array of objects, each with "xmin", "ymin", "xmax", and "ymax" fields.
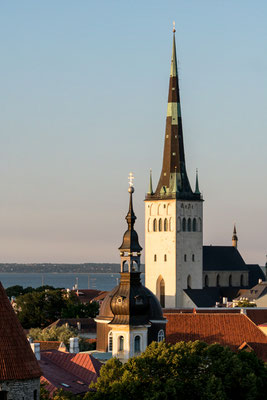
[{"xmin": 0, "ymin": 1, "xmax": 266, "ymax": 265}]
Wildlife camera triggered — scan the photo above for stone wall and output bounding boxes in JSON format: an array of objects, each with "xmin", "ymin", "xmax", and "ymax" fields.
[{"xmin": 0, "ymin": 378, "xmax": 40, "ymax": 400}]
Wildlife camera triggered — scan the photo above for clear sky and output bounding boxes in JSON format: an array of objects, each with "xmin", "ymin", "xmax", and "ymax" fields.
[{"xmin": 0, "ymin": 1, "xmax": 266, "ymax": 265}]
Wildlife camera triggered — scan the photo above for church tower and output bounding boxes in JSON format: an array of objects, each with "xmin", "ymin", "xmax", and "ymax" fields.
[
  {"xmin": 96, "ymin": 175, "xmax": 166, "ymax": 361},
  {"xmin": 145, "ymin": 26, "xmax": 203, "ymax": 308}
]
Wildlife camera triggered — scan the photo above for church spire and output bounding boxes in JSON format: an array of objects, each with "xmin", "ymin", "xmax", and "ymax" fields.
[
  {"xmin": 195, "ymin": 169, "xmax": 200, "ymax": 194},
  {"xmin": 119, "ymin": 173, "xmax": 142, "ymax": 257},
  {"xmin": 148, "ymin": 24, "xmax": 198, "ymax": 200},
  {"xmin": 232, "ymin": 224, "xmax": 238, "ymax": 248}
]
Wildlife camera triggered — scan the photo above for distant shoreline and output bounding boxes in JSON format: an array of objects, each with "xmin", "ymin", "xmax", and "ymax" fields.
[{"xmin": 0, "ymin": 263, "xmax": 145, "ymax": 274}]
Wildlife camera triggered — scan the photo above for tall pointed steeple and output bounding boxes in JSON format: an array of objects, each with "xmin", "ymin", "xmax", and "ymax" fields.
[
  {"xmin": 195, "ymin": 169, "xmax": 200, "ymax": 194},
  {"xmin": 147, "ymin": 24, "xmax": 199, "ymax": 200},
  {"xmin": 232, "ymin": 224, "xmax": 238, "ymax": 248}
]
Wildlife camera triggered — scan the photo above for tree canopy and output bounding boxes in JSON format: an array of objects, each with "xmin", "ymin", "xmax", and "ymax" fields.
[
  {"xmin": 85, "ymin": 341, "xmax": 267, "ymax": 400},
  {"xmin": 15, "ymin": 289, "xmax": 99, "ymax": 328}
]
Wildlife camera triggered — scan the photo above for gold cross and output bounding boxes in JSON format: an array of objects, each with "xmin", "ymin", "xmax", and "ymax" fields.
[{"xmin": 128, "ymin": 172, "xmax": 134, "ymax": 187}]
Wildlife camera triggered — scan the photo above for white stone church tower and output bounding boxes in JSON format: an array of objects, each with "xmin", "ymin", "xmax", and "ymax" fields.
[{"xmin": 145, "ymin": 27, "xmax": 203, "ymax": 308}]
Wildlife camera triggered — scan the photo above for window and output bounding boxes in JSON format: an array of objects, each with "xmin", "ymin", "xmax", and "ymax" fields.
[
  {"xmin": 119, "ymin": 336, "xmax": 124, "ymax": 352},
  {"xmin": 134, "ymin": 335, "xmax": 141, "ymax": 353},
  {"xmin": 193, "ymin": 218, "xmax": 197, "ymax": 232},
  {"xmin": 164, "ymin": 218, "xmax": 168, "ymax": 231},
  {"xmin": 164, "ymin": 254, "xmax": 167, "ymax": 262},
  {"xmin": 182, "ymin": 218, "xmax": 186, "ymax": 231},
  {"xmin": 158, "ymin": 329, "xmax": 165, "ymax": 342},
  {"xmin": 184, "ymin": 254, "xmax": 187, "ymax": 262},
  {"xmin": 240, "ymin": 274, "xmax": 244, "ymax": 287},
  {"xmin": 192, "ymin": 254, "xmax": 195, "ymax": 262},
  {"xmin": 108, "ymin": 331, "xmax": 113, "ymax": 352},
  {"xmin": 154, "ymin": 254, "xmax": 157, "ymax": 262},
  {"xmin": 205, "ymin": 275, "xmax": 209, "ymax": 287},
  {"xmin": 229, "ymin": 275, "xmax": 232, "ymax": 287},
  {"xmin": 187, "ymin": 275, "xmax": 192, "ymax": 289},
  {"xmin": 216, "ymin": 274, "xmax": 220, "ymax": 287},
  {"xmin": 187, "ymin": 218, "xmax": 191, "ymax": 232},
  {"xmin": 34, "ymin": 390, "xmax": 37, "ymax": 400},
  {"xmin": 153, "ymin": 219, "xmax": 157, "ymax": 232},
  {"xmin": 159, "ymin": 218, "xmax": 162, "ymax": 232}
]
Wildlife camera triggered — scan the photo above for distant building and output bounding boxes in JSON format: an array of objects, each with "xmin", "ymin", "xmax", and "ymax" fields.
[
  {"xmin": 0, "ymin": 282, "xmax": 42, "ymax": 400},
  {"xmin": 233, "ymin": 280, "xmax": 267, "ymax": 307},
  {"xmin": 96, "ymin": 181, "xmax": 166, "ymax": 362},
  {"xmin": 144, "ymin": 28, "xmax": 265, "ymax": 308}
]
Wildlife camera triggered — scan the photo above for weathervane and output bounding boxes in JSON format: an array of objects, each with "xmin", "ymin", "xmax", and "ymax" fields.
[
  {"xmin": 128, "ymin": 172, "xmax": 134, "ymax": 188},
  {"xmin": 173, "ymin": 21, "xmax": 176, "ymax": 33}
]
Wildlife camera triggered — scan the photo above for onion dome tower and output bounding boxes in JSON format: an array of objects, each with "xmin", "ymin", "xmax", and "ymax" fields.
[
  {"xmin": 96, "ymin": 174, "xmax": 166, "ymax": 362},
  {"xmin": 145, "ymin": 24, "xmax": 204, "ymax": 308},
  {"xmin": 0, "ymin": 282, "xmax": 42, "ymax": 399}
]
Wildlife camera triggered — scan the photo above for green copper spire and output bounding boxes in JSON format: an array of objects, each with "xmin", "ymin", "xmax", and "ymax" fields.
[
  {"xmin": 147, "ymin": 169, "xmax": 153, "ymax": 195},
  {"xmin": 195, "ymin": 169, "xmax": 200, "ymax": 195}
]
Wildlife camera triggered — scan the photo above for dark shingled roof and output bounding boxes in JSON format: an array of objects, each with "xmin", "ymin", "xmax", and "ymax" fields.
[
  {"xmin": 247, "ymin": 264, "xmax": 266, "ymax": 287},
  {"xmin": 203, "ymin": 246, "xmax": 247, "ymax": 271},
  {"xmin": 184, "ymin": 287, "xmax": 241, "ymax": 307},
  {"xmin": 0, "ymin": 282, "xmax": 42, "ymax": 380}
]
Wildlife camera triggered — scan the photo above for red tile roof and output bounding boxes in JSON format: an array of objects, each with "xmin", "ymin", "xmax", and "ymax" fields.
[
  {"xmin": 40, "ymin": 350, "xmax": 102, "ymax": 395},
  {"xmin": 72, "ymin": 289, "xmax": 107, "ymax": 304},
  {"xmin": 0, "ymin": 282, "xmax": 42, "ymax": 380},
  {"xmin": 165, "ymin": 313, "xmax": 267, "ymax": 361}
]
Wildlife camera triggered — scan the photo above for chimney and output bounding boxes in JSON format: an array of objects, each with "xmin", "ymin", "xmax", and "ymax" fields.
[
  {"xmin": 30, "ymin": 343, "xmax": 41, "ymax": 361},
  {"xmin": 222, "ymin": 297, "xmax": 228, "ymax": 305},
  {"xmin": 69, "ymin": 337, "xmax": 79, "ymax": 354}
]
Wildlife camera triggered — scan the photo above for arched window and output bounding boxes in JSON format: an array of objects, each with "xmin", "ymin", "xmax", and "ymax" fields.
[
  {"xmin": 154, "ymin": 254, "xmax": 157, "ymax": 262},
  {"xmin": 34, "ymin": 390, "xmax": 37, "ymax": 400},
  {"xmin": 158, "ymin": 329, "xmax": 165, "ymax": 342},
  {"xmin": 164, "ymin": 254, "xmax": 167, "ymax": 262},
  {"xmin": 184, "ymin": 254, "xmax": 187, "ymax": 262},
  {"xmin": 229, "ymin": 275, "xmax": 232, "ymax": 287},
  {"xmin": 134, "ymin": 335, "xmax": 141, "ymax": 353},
  {"xmin": 156, "ymin": 276, "xmax": 165, "ymax": 308},
  {"xmin": 192, "ymin": 254, "xmax": 195, "ymax": 262},
  {"xmin": 187, "ymin": 275, "xmax": 192, "ymax": 289},
  {"xmin": 182, "ymin": 218, "xmax": 186, "ymax": 231},
  {"xmin": 205, "ymin": 275, "xmax": 209, "ymax": 287},
  {"xmin": 240, "ymin": 274, "xmax": 244, "ymax": 287},
  {"xmin": 153, "ymin": 219, "xmax": 157, "ymax": 232},
  {"xmin": 216, "ymin": 274, "xmax": 220, "ymax": 287},
  {"xmin": 193, "ymin": 218, "xmax": 197, "ymax": 232},
  {"xmin": 159, "ymin": 218, "xmax": 162, "ymax": 232},
  {"xmin": 119, "ymin": 336, "xmax": 124, "ymax": 352},
  {"xmin": 187, "ymin": 218, "xmax": 191, "ymax": 232},
  {"xmin": 108, "ymin": 331, "xmax": 113, "ymax": 352},
  {"xmin": 164, "ymin": 218, "xmax": 168, "ymax": 231}
]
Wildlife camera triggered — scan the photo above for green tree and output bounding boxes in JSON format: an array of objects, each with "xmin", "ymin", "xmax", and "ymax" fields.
[
  {"xmin": 16, "ymin": 289, "xmax": 67, "ymax": 328},
  {"xmin": 237, "ymin": 300, "xmax": 256, "ymax": 307},
  {"xmin": 61, "ymin": 300, "xmax": 99, "ymax": 319},
  {"xmin": 40, "ymin": 383, "xmax": 50, "ymax": 400},
  {"xmin": 52, "ymin": 389, "xmax": 81, "ymax": 400},
  {"xmin": 5, "ymin": 285, "xmax": 25, "ymax": 298},
  {"xmin": 84, "ymin": 341, "xmax": 267, "ymax": 400},
  {"xmin": 29, "ymin": 325, "xmax": 77, "ymax": 344}
]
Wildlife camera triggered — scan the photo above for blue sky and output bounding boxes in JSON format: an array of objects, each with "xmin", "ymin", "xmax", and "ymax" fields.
[{"xmin": 0, "ymin": 1, "xmax": 266, "ymax": 264}]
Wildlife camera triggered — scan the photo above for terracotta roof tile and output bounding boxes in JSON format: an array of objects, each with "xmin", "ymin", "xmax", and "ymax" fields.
[
  {"xmin": 246, "ymin": 309, "xmax": 267, "ymax": 325},
  {"xmin": 40, "ymin": 350, "xmax": 102, "ymax": 395},
  {"xmin": 165, "ymin": 313, "xmax": 267, "ymax": 361},
  {"xmin": 0, "ymin": 282, "xmax": 42, "ymax": 380}
]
